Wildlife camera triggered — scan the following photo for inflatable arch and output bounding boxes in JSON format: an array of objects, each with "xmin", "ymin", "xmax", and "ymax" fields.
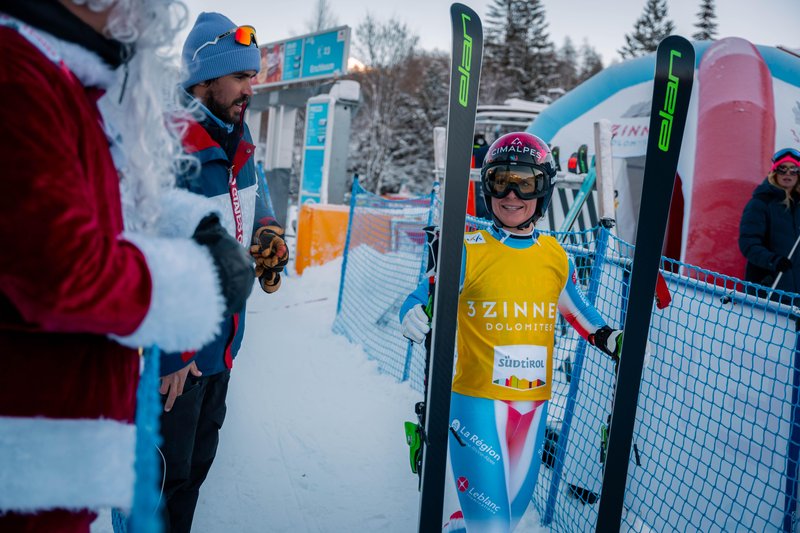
[{"xmin": 528, "ymin": 38, "xmax": 800, "ymax": 279}]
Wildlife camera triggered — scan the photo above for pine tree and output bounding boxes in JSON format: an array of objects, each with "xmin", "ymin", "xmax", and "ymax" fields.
[
  {"xmin": 520, "ymin": 0, "xmax": 558, "ymax": 99},
  {"xmin": 555, "ymin": 37, "xmax": 579, "ymax": 91},
  {"xmin": 379, "ymin": 53, "xmax": 449, "ymax": 194},
  {"xmin": 692, "ymin": 0, "xmax": 718, "ymax": 41},
  {"xmin": 483, "ymin": 0, "xmax": 524, "ymax": 103},
  {"xmin": 577, "ymin": 39, "xmax": 604, "ymax": 84},
  {"xmin": 482, "ymin": 0, "xmax": 556, "ymax": 103},
  {"xmin": 348, "ymin": 15, "xmax": 419, "ymax": 194},
  {"xmin": 618, "ymin": 0, "xmax": 675, "ymax": 59}
]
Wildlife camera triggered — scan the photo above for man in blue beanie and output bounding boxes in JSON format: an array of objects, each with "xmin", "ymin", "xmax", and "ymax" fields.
[{"xmin": 159, "ymin": 12, "xmax": 289, "ymax": 533}]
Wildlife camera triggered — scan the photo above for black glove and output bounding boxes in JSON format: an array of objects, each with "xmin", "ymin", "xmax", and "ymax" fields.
[
  {"xmin": 193, "ymin": 215, "xmax": 254, "ymax": 315},
  {"xmin": 776, "ymin": 256, "xmax": 792, "ymax": 273},
  {"xmin": 589, "ymin": 325, "xmax": 623, "ymax": 363}
]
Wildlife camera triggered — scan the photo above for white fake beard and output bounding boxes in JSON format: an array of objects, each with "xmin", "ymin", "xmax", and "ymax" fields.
[{"xmin": 96, "ymin": 0, "xmax": 198, "ymax": 233}]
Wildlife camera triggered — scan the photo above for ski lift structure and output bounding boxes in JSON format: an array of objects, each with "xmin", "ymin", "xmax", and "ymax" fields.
[{"xmin": 433, "ymin": 97, "xmax": 604, "ymax": 231}]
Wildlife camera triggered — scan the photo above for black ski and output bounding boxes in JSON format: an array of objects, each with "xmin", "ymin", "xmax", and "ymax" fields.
[
  {"xmin": 595, "ymin": 35, "xmax": 694, "ymax": 532},
  {"xmin": 417, "ymin": 4, "xmax": 483, "ymax": 531}
]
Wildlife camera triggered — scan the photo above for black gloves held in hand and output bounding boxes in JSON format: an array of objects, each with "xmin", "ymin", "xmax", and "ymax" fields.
[
  {"xmin": 193, "ymin": 215, "xmax": 254, "ymax": 315},
  {"xmin": 776, "ymin": 256, "xmax": 792, "ymax": 273}
]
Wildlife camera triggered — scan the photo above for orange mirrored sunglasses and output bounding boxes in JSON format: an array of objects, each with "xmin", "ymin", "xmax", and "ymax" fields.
[{"xmin": 192, "ymin": 25, "xmax": 258, "ymax": 61}]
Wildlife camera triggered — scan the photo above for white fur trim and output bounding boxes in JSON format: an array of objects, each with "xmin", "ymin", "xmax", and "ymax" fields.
[
  {"xmin": 153, "ymin": 189, "xmax": 222, "ymax": 239},
  {"xmin": 38, "ymin": 28, "xmax": 117, "ymax": 89},
  {"xmin": 111, "ymin": 233, "xmax": 225, "ymax": 352},
  {"xmin": 0, "ymin": 417, "xmax": 135, "ymax": 511},
  {"xmin": 0, "ymin": 16, "xmax": 114, "ymax": 88}
]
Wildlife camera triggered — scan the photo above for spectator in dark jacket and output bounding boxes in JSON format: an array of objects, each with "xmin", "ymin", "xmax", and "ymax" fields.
[{"xmin": 739, "ymin": 148, "xmax": 800, "ymax": 294}]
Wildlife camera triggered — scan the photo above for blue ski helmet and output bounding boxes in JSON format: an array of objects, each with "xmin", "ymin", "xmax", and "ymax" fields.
[{"xmin": 480, "ymin": 132, "xmax": 557, "ymax": 229}]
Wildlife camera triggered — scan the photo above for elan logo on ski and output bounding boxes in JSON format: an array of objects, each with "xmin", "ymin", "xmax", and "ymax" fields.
[
  {"xmin": 457, "ymin": 13, "xmax": 474, "ymax": 107},
  {"xmin": 657, "ymin": 49, "xmax": 683, "ymax": 152}
]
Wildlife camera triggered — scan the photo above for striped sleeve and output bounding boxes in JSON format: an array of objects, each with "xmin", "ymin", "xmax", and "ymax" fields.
[{"xmin": 557, "ymin": 256, "xmax": 607, "ymax": 340}]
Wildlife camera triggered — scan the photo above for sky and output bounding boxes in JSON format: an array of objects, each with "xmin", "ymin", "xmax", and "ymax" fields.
[{"xmin": 180, "ymin": 0, "xmax": 798, "ymax": 67}]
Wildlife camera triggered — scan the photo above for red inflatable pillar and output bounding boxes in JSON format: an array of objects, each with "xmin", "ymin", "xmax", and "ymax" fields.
[
  {"xmin": 685, "ymin": 37, "xmax": 775, "ymax": 279},
  {"xmin": 465, "ymin": 155, "xmax": 477, "ymax": 216}
]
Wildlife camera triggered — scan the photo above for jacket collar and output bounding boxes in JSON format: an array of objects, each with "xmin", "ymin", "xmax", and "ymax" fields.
[
  {"xmin": 0, "ymin": 13, "xmax": 116, "ymax": 90},
  {"xmin": 0, "ymin": 0, "xmax": 129, "ymax": 69}
]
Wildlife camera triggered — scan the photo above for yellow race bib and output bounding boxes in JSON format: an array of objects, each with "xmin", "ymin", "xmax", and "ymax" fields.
[{"xmin": 453, "ymin": 231, "xmax": 569, "ymax": 401}]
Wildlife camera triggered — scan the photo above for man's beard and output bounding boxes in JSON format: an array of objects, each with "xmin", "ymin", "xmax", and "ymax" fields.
[{"xmin": 205, "ymin": 89, "xmax": 248, "ymax": 125}]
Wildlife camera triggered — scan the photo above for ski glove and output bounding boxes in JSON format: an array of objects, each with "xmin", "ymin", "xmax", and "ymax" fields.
[
  {"xmin": 402, "ymin": 304, "xmax": 431, "ymax": 344},
  {"xmin": 589, "ymin": 325, "xmax": 623, "ymax": 363},
  {"xmin": 776, "ymin": 256, "xmax": 792, "ymax": 273},
  {"xmin": 250, "ymin": 222, "xmax": 289, "ymax": 294},
  {"xmin": 193, "ymin": 214, "xmax": 254, "ymax": 316}
]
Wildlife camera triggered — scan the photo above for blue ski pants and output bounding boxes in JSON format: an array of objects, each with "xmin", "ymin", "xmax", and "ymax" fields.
[{"xmin": 448, "ymin": 392, "xmax": 548, "ymax": 533}]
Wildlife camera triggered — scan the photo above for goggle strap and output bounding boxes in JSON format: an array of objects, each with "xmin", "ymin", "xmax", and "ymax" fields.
[
  {"xmin": 192, "ymin": 26, "xmax": 257, "ymax": 62},
  {"xmin": 772, "ymin": 156, "xmax": 800, "ymax": 172},
  {"xmin": 773, "ymin": 148, "xmax": 800, "ymax": 163}
]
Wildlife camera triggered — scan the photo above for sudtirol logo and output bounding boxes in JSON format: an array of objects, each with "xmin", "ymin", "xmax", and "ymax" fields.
[
  {"xmin": 492, "ymin": 345, "xmax": 548, "ymax": 391},
  {"xmin": 465, "ymin": 232, "xmax": 486, "ymax": 245},
  {"xmin": 457, "ymin": 13, "xmax": 473, "ymax": 108},
  {"xmin": 657, "ymin": 48, "xmax": 682, "ymax": 152},
  {"xmin": 497, "ymin": 356, "xmax": 546, "ymax": 369}
]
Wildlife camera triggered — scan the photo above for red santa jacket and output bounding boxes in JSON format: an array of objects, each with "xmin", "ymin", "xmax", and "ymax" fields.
[{"xmin": 0, "ymin": 21, "xmax": 227, "ymax": 513}]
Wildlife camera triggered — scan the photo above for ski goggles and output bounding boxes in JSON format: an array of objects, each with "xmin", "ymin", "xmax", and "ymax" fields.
[
  {"xmin": 192, "ymin": 25, "xmax": 258, "ymax": 61},
  {"xmin": 483, "ymin": 165, "xmax": 548, "ymax": 200},
  {"xmin": 771, "ymin": 148, "xmax": 800, "ymax": 172},
  {"xmin": 775, "ymin": 166, "xmax": 800, "ymax": 176}
]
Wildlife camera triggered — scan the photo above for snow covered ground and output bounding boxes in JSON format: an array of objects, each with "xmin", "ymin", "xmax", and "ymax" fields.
[{"xmin": 94, "ymin": 258, "xmax": 549, "ymax": 532}]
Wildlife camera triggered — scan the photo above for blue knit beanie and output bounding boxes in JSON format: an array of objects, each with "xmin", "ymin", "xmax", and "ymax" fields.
[{"xmin": 181, "ymin": 12, "xmax": 261, "ymax": 89}]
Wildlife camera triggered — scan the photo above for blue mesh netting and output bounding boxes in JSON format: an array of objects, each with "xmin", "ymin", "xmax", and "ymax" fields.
[
  {"xmin": 332, "ymin": 180, "xmax": 436, "ymax": 386},
  {"xmin": 334, "ymin": 181, "xmax": 800, "ymax": 531}
]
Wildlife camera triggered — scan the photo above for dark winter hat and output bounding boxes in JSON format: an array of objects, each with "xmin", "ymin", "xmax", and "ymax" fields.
[{"xmin": 181, "ymin": 12, "xmax": 261, "ymax": 89}]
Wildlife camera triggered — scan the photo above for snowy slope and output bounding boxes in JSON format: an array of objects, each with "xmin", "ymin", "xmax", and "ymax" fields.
[
  {"xmin": 94, "ymin": 258, "xmax": 550, "ymax": 532},
  {"xmin": 192, "ymin": 259, "xmax": 421, "ymax": 531}
]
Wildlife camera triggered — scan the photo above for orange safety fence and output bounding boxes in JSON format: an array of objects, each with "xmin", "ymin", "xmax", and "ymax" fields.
[{"xmin": 294, "ymin": 203, "xmax": 350, "ymax": 275}]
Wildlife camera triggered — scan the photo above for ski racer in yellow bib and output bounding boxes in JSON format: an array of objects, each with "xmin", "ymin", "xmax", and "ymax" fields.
[
  {"xmin": 455, "ymin": 228, "xmax": 568, "ymax": 401},
  {"xmin": 401, "ymin": 132, "xmax": 622, "ymax": 532}
]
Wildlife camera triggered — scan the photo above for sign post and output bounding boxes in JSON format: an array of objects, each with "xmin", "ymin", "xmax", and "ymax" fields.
[{"xmin": 298, "ymin": 96, "xmax": 332, "ymax": 206}]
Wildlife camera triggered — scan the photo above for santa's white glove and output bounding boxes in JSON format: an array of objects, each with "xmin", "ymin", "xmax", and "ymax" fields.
[{"xmin": 402, "ymin": 304, "xmax": 431, "ymax": 344}]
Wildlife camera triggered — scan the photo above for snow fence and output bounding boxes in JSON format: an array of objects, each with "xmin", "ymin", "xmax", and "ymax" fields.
[{"xmin": 332, "ymin": 181, "xmax": 800, "ymax": 532}]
